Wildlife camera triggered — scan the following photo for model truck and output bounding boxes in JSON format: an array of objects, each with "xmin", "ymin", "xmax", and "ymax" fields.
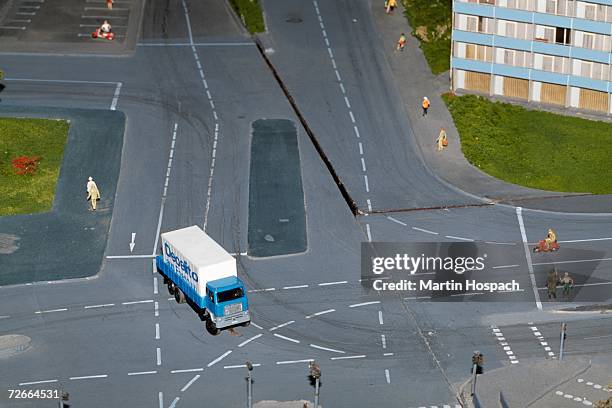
[{"xmin": 156, "ymin": 226, "xmax": 250, "ymax": 335}]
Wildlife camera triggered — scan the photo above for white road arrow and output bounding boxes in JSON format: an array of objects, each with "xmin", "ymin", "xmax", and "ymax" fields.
[{"xmin": 129, "ymin": 233, "xmax": 136, "ymax": 253}]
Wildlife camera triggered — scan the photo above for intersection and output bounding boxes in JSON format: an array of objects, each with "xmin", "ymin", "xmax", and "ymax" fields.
[{"xmin": 0, "ymin": 0, "xmax": 610, "ymax": 407}]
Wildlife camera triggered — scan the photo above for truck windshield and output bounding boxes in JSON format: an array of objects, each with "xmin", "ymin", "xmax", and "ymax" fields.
[{"xmin": 217, "ymin": 288, "xmax": 244, "ymax": 303}]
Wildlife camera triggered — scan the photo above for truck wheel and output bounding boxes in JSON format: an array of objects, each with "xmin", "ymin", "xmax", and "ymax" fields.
[
  {"xmin": 174, "ymin": 288, "xmax": 186, "ymax": 304},
  {"xmin": 241, "ymin": 321, "xmax": 251, "ymax": 327},
  {"xmin": 167, "ymin": 282, "xmax": 175, "ymax": 295},
  {"xmin": 206, "ymin": 319, "xmax": 220, "ymax": 336}
]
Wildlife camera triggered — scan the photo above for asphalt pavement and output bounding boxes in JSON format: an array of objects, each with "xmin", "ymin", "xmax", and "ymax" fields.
[{"xmin": 0, "ymin": 0, "xmax": 610, "ymax": 407}]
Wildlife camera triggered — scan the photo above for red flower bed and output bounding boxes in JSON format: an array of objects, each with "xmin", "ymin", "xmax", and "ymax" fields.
[{"xmin": 11, "ymin": 155, "xmax": 41, "ymax": 175}]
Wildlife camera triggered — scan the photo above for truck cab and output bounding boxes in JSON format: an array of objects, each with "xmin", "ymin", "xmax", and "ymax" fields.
[{"xmin": 205, "ymin": 276, "xmax": 250, "ymax": 332}]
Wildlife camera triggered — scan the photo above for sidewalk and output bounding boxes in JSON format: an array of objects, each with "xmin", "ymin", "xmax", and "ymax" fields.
[
  {"xmin": 368, "ymin": 1, "xmax": 608, "ymax": 209},
  {"xmin": 458, "ymin": 356, "xmax": 611, "ymax": 407}
]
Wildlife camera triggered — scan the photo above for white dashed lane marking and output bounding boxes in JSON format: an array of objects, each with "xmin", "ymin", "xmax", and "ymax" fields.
[
  {"xmin": 528, "ymin": 323, "xmax": 555, "ymax": 358},
  {"xmin": 238, "ymin": 334, "xmax": 263, "ymax": 348},
  {"xmin": 273, "ymin": 334, "xmax": 300, "ymax": 344},
  {"xmin": 491, "ymin": 325, "xmax": 519, "ymax": 364},
  {"xmin": 269, "ymin": 321, "xmax": 295, "ymax": 332},
  {"xmin": 207, "ymin": 351, "xmax": 232, "ymax": 367}
]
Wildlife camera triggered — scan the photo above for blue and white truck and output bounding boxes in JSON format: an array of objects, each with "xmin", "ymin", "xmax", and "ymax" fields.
[{"xmin": 156, "ymin": 226, "xmax": 250, "ymax": 335}]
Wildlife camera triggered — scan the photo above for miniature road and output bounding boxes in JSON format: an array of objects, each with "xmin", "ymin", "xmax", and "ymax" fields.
[{"xmin": 0, "ymin": 0, "xmax": 610, "ymax": 407}]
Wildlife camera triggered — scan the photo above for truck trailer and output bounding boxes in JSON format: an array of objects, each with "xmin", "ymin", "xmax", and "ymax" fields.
[{"xmin": 156, "ymin": 226, "xmax": 250, "ymax": 335}]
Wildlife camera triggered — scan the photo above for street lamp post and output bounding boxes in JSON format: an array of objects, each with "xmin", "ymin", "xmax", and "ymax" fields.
[
  {"xmin": 308, "ymin": 361, "xmax": 321, "ymax": 408},
  {"xmin": 246, "ymin": 361, "xmax": 253, "ymax": 408}
]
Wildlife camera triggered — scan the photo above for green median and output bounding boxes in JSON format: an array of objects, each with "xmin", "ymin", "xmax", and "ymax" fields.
[
  {"xmin": 0, "ymin": 117, "xmax": 70, "ymax": 216},
  {"xmin": 228, "ymin": 0, "xmax": 265, "ymax": 33},
  {"xmin": 443, "ymin": 94, "xmax": 612, "ymax": 194}
]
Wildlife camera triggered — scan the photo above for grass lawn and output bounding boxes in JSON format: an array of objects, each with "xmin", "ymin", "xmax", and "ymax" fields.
[
  {"xmin": 443, "ymin": 94, "xmax": 612, "ymax": 194},
  {"xmin": 0, "ymin": 118, "xmax": 70, "ymax": 216},
  {"xmin": 402, "ymin": 0, "xmax": 452, "ymax": 74},
  {"xmin": 228, "ymin": 0, "xmax": 265, "ymax": 33}
]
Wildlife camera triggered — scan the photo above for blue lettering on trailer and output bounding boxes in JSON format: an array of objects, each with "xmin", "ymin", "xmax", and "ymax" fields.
[{"xmin": 164, "ymin": 243, "xmax": 199, "ymax": 283}]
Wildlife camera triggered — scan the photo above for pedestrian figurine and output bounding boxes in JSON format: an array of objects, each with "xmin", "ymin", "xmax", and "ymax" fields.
[
  {"xmin": 436, "ymin": 127, "xmax": 448, "ymax": 151},
  {"xmin": 422, "ymin": 97, "xmax": 430, "ymax": 116},
  {"xmin": 546, "ymin": 269, "xmax": 558, "ymax": 300},
  {"xmin": 106, "ymin": 0, "xmax": 113, "ymax": 9},
  {"xmin": 396, "ymin": 33, "xmax": 407, "ymax": 51},
  {"xmin": 560, "ymin": 272, "xmax": 574, "ymax": 298},
  {"xmin": 386, "ymin": 0, "xmax": 397, "ymax": 14},
  {"xmin": 86, "ymin": 176, "xmax": 101, "ymax": 211}
]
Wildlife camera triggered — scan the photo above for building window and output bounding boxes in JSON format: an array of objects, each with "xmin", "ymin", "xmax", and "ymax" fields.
[
  {"xmin": 546, "ymin": 0, "xmax": 557, "ymax": 13},
  {"xmin": 466, "ymin": 16, "xmax": 478, "ymax": 32},
  {"xmin": 582, "ymin": 33, "xmax": 594, "ymax": 49},
  {"xmin": 542, "ymin": 56, "xmax": 554, "ymax": 71},
  {"xmin": 555, "ymin": 27, "xmax": 571, "ymax": 45},
  {"xmin": 580, "ymin": 61, "xmax": 591, "ymax": 77},
  {"xmin": 585, "ymin": 4, "xmax": 596, "ymax": 19}
]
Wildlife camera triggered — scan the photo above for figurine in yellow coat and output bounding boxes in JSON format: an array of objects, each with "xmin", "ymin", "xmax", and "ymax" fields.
[
  {"xmin": 436, "ymin": 127, "xmax": 448, "ymax": 151},
  {"xmin": 86, "ymin": 176, "xmax": 101, "ymax": 211}
]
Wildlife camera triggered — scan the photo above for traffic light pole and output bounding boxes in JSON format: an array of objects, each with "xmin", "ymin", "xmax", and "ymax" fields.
[
  {"xmin": 245, "ymin": 361, "xmax": 253, "ymax": 408},
  {"xmin": 470, "ymin": 364, "xmax": 478, "ymax": 396},
  {"xmin": 559, "ymin": 323, "xmax": 567, "ymax": 361},
  {"xmin": 314, "ymin": 377, "xmax": 320, "ymax": 408}
]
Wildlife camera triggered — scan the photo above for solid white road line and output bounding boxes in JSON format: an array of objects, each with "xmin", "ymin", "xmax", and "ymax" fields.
[
  {"xmin": 276, "ymin": 359, "xmax": 313, "ymax": 365},
  {"xmin": 156, "ymin": 348, "xmax": 161, "ymax": 366},
  {"xmin": 69, "ymin": 374, "xmax": 108, "ymax": 380},
  {"xmin": 251, "ymin": 322, "xmax": 264, "ymax": 330},
  {"xmin": 559, "ymin": 237, "xmax": 612, "ymax": 243},
  {"xmin": 533, "ymin": 257, "xmax": 612, "ymax": 266},
  {"xmin": 305, "ymin": 309, "xmax": 335, "ymax": 319},
  {"xmin": 385, "ymin": 369, "xmax": 391, "ymax": 384},
  {"xmin": 349, "ymin": 301, "xmax": 380, "ymax": 308},
  {"xmin": 122, "ymin": 300, "xmax": 153, "ymax": 305},
  {"xmin": 273, "ymin": 334, "xmax": 300, "ymax": 343},
  {"xmin": 19, "ymin": 379, "xmax": 57, "ymax": 386},
  {"xmin": 516, "ymin": 207, "xmax": 542, "ymax": 310},
  {"xmin": 110, "ymin": 82, "xmax": 122, "ymax": 110},
  {"xmin": 156, "ymin": 323, "xmax": 160, "ymax": 340},
  {"xmin": 0, "ymin": 315, "xmax": 10, "ymax": 319},
  {"xmin": 318, "ymin": 281, "xmax": 347, "ymax": 286},
  {"xmin": 238, "ymin": 334, "xmax": 263, "ymax": 347},
  {"xmin": 180, "ymin": 375, "xmax": 200, "ymax": 392},
  {"xmin": 378, "ymin": 311, "xmax": 384, "ymax": 325},
  {"xmin": 35, "ymin": 308, "xmax": 67, "ymax": 314},
  {"xmin": 412, "ymin": 226, "xmax": 438, "ymax": 235},
  {"xmin": 128, "ymin": 371, "xmax": 157, "ymax": 376},
  {"xmin": 366, "ymin": 224, "xmax": 372, "ymax": 242},
  {"xmin": 155, "ymin": 301, "xmax": 159, "ymax": 317},
  {"xmin": 207, "ymin": 350, "xmax": 232, "ymax": 367},
  {"xmin": 282, "ymin": 284, "xmax": 309, "ymax": 289},
  {"xmin": 310, "ymin": 344, "xmax": 345, "ymax": 354},
  {"xmin": 383, "ymin": 353, "xmax": 394, "ymax": 356},
  {"xmin": 269, "ymin": 321, "xmax": 295, "ymax": 331},
  {"xmin": 169, "ymin": 397, "xmax": 180, "ymax": 408},
  {"xmin": 170, "ymin": 368, "xmax": 203, "ymax": 374},
  {"xmin": 330, "ymin": 355, "xmax": 366, "ymax": 360},
  {"xmin": 106, "ymin": 254, "xmax": 155, "ymax": 259},
  {"xmin": 84, "ymin": 303, "xmax": 114, "ymax": 309},
  {"xmin": 386, "ymin": 216, "xmax": 407, "ymax": 226},
  {"xmin": 224, "ymin": 363, "xmax": 262, "ymax": 369},
  {"xmin": 583, "ymin": 334, "xmax": 612, "ymax": 340},
  {"xmin": 445, "ymin": 235, "xmax": 475, "ymax": 241},
  {"xmin": 6, "ymin": 77, "xmax": 118, "ymax": 85},
  {"xmin": 158, "ymin": 392, "xmax": 163, "ymax": 408},
  {"xmin": 381, "ymin": 334, "xmax": 387, "ymax": 349}
]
